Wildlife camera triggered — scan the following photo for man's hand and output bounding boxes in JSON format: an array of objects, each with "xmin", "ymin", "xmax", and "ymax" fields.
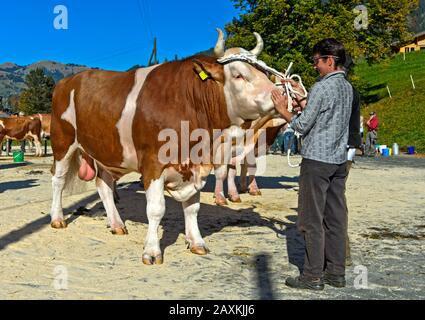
[
  {"xmin": 271, "ymin": 89, "xmax": 288, "ymax": 114},
  {"xmin": 271, "ymin": 90, "xmax": 294, "ymax": 122}
]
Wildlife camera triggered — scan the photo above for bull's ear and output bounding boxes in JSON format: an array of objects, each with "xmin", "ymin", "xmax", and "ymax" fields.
[{"xmin": 192, "ymin": 59, "xmax": 224, "ymax": 83}]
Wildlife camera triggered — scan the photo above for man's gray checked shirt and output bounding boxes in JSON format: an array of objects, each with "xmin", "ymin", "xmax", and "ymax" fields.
[{"xmin": 290, "ymin": 71, "xmax": 353, "ymax": 164}]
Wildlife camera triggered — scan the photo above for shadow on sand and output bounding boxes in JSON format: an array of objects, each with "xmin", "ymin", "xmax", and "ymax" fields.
[
  {"xmin": 0, "ymin": 178, "xmax": 40, "ymax": 193},
  {"xmin": 0, "ymin": 177, "xmax": 305, "ymax": 299}
]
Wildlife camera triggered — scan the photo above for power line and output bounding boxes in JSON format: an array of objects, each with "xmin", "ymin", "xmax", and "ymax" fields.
[
  {"xmin": 82, "ymin": 43, "xmax": 147, "ymax": 65},
  {"xmin": 143, "ymin": 0, "xmax": 155, "ymax": 38},
  {"xmin": 137, "ymin": 0, "xmax": 153, "ymax": 40}
]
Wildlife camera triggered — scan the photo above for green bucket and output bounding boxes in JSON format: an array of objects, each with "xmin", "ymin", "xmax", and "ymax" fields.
[{"xmin": 13, "ymin": 151, "xmax": 24, "ymax": 163}]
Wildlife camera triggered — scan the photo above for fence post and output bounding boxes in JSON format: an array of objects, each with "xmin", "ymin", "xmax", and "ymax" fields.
[
  {"xmin": 386, "ymin": 85, "xmax": 392, "ymax": 99},
  {"xmin": 410, "ymin": 75, "xmax": 416, "ymax": 90}
]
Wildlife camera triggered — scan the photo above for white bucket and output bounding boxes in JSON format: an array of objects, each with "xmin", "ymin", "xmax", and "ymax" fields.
[{"xmin": 392, "ymin": 143, "xmax": 399, "ymax": 156}]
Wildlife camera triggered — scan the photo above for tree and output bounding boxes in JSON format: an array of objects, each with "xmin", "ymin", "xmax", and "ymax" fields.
[
  {"xmin": 18, "ymin": 69, "xmax": 55, "ymax": 115},
  {"xmin": 225, "ymin": 0, "xmax": 420, "ymax": 87}
]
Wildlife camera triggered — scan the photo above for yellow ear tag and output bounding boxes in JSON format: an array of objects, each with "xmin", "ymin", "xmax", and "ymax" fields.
[{"xmin": 199, "ymin": 71, "xmax": 209, "ymax": 81}]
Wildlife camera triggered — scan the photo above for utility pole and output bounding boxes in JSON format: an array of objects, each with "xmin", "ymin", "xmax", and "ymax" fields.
[{"xmin": 148, "ymin": 37, "xmax": 158, "ymax": 66}]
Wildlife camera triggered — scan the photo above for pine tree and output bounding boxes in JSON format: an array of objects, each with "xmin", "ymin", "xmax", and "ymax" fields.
[{"xmin": 18, "ymin": 69, "xmax": 55, "ymax": 115}]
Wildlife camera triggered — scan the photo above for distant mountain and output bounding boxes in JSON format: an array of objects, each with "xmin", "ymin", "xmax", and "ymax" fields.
[{"xmin": 0, "ymin": 60, "xmax": 90, "ymax": 99}]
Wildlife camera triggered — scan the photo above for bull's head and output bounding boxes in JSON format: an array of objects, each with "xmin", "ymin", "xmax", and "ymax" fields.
[{"xmin": 195, "ymin": 28, "xmax": 278, "ymax": 125}]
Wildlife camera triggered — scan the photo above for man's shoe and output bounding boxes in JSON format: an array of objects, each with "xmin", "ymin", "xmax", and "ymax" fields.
[
  {"xmin": 285, "ymin": 276, "xmax": 324, "ymax": 291},
  {"xmin": 324, "ymin": 273, "xmax": 346, "ymax": 288}
]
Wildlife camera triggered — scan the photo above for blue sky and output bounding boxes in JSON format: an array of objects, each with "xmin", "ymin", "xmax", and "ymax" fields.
[{"xmin": 0, "ymin": 0, "xmax": 240, "ymax": 71}]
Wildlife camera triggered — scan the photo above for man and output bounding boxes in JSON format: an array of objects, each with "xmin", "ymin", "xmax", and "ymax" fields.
[
  {"xmin": 271, "ymin": 38, "xmax": 353, "ymax": 290},
  {"xmin": 365, "ymin": 111, "xmax": 379, "ymax": 156}
]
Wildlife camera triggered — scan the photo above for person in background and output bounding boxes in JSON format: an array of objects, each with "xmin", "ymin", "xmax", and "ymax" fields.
[
  {"xmin": 282, "ymin": 125, "xmax": 298, "ymax": 155},
  {"xmin": 365, "ymin": 111, "xmax": 378, "ymax": 156},
  {"xmin": 268, "ymin": 124, "xmax": 287, "ymax": 155}
]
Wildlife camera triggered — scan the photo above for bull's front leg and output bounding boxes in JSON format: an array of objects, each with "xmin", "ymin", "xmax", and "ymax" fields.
[
  {"xmin": 183, "ymin": 192, "xmax": 209, "ymax": 255},
  {"xmin": 214, "ymin": 165, "xmax": 228, "ymax": 206},
  {"xmin": 143, "ymin": 175, "xmax": 166, "ymax": 265}
]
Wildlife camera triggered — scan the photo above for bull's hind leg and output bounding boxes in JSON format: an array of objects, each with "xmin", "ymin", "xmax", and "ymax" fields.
[
  {"xmin": 96, "ymin": 168, "xmax": 127, "ymax": 235},
  {"xmin": 142, "ymin": 175, "xmax": 166, "ymax": 265},
  {"xmin": 214, "ymin": 165, "xmax": 228, "ymax": 206},
  {"xmin": 50, "ymin": 142, "xmax": 78, "ymax": 229},
  {"xmin": 247, "ymin": 164, "xmax": 261, "ymax": 196},
  {"xmin": 183, "ymin": 192, "xmax": 209, "ymax": 255},
  {"xmin": 227, "ymin": 162, "xmax": 241, "ymax": 203}
]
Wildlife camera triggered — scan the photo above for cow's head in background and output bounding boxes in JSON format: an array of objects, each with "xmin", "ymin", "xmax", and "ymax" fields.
[{"xmin": 193, "ymin": 29, "xmax": 278, "ymax": 126}]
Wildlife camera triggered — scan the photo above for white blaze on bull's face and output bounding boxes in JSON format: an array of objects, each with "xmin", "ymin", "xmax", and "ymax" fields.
[{"xmin": 221, "ymin": 49, "xmax": 276, "ymax": 125}]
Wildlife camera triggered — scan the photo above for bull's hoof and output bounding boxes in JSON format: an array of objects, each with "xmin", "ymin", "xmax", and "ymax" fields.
[
  {"xmin": 190, "ymin": 245, "xmax": 210, "ymax": 255},
  {"xmin": 51, "ymin": 220, "xmax": 67, "ymax": 229},
  {"xmin": 215, "ymin": 197, "xmax": 228, "ymax": 206},
  {"xmin": 142, "ymin": 253, "xmax": 163, "ymax": 265},
  {"xmin": 249, "ymin": 190, "xmax": 262, "ymax": 196},
  {"xmin": 228, "ymin": 195, "xmax": 242, "ymax": 203},
  {"xmin": 111, "ymin": 227, "xmax": 128, "ymax": 235}
]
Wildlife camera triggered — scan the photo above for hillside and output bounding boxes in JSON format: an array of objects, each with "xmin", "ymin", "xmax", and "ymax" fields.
[
  {"xmin": 0, "ymin": 61, "xmax": 89, "ymax": 98},
  {"xmin": 355, "ymin": 50, "xmax": 425, "ymax": 153}
]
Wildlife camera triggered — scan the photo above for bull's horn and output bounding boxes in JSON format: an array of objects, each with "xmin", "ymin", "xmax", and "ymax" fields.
[
  {"xmin": 250, "ymin": 32, "xmax": 264, "ymax": 56},
  {"xmin": 214, "ymin": 28, "xmax": 225, "ymax": 58}
]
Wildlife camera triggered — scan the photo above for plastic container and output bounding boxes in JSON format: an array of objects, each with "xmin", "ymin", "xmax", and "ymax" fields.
[
  {"xmin": 378, "ymin": 145, "xmax": 387, "ymax": 154},
  {"xmin": 407, "ymin": 146, "xmax": 415, "ymax": 155},
  {"xmin": 392, "ymin": 143, "xmax": 399, "ymax": 156},
  {"xmin": 382, "ymin": 148, "xmax": 390, "ymax": 157},
  {"xmin": 389, "ymin": 148, "xmax": 392, "ymax": 156},
  {"xmin": 13, "ymin": 151, "xmax": 24, "ymax": 163}
]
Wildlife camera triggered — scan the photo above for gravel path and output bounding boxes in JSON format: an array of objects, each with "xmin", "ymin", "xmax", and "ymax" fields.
[{"xmin": 0, "ymin": 152, "xmax": 424, "ymax": 299}]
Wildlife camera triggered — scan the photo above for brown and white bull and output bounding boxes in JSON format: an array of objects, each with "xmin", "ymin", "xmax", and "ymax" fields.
[
  {"xmin": 214, "ymin": 117, "xmax": 287, "ymax": 205},
  {"xmin": 0, "ymin": 116, "xmax": 43, "ymax": 156},
  {"xmin": 34, "ymin": 113, "xmax": 51, "ymax": 139},
  {"xmin": 49, "ymin": 29, "xmax": 279, "ymax": 264}
]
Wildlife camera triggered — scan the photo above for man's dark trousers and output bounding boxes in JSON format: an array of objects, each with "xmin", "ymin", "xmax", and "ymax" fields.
[{"xmin": 297, "ymin": 158, "xmax": 348, "ymax": 279}]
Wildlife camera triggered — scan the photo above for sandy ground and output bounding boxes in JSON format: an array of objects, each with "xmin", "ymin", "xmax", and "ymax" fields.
[{"xmin": 0, "ymin": 148, "xmax": 424, "ymax": 300}]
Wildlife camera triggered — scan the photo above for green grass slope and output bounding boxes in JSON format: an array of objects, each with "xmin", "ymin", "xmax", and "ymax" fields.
[{"xmin": 355, "ymin": 50, "xmax": 425, "ymax": 153}]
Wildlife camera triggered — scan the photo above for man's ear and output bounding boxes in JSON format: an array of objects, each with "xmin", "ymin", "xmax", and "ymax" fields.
[{"xmin": 192, "ymin": 59, "xmax": 224, "ymax": 83}]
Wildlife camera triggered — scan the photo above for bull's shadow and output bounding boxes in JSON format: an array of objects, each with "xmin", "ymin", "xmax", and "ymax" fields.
[
  {"xmin": 0, "ymin": 192, "xmax": 100, "ymax": 251},
  {"xmin": 0, "ymin": 162, "xmax": 29, "ymax": 170},
  {"xmin": 0, "ymin": 179, "xmax": 39, "ymax": 193},
  {"xmin": 0, "ymin": 178, "xmax": 305, "ymax": 275},
  {"xmin": 75, "ymin": 180, "xmax": 303, "ymax": 268}
]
